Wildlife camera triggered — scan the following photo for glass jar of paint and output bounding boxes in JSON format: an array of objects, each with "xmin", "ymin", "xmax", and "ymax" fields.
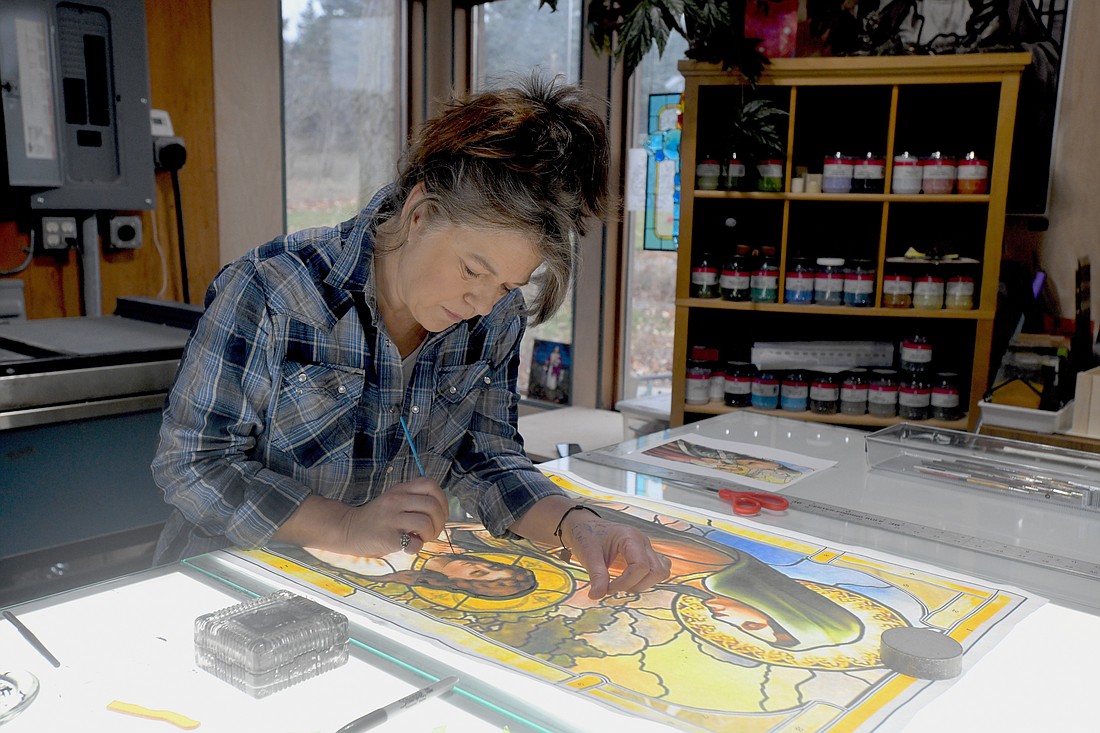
[
  {"xmin": 751, "ymin": 370, "xmax": 780, "ymax": 410},
  {"xmin": 931, "ymin": 372, "xmax": 964, "ymax": 421},
  {"xmin": 898, "ymin": 375, "xmax": 932, "ymax": 420},
  {"xmin": 814, "ymin": 257, "xmax": 846, "ymax": 306},
  {"xmin": 945, "ymin": 275, "xmax": 975, "ymax": 310},
  {"xmin": 723, "ymin": 152, "xmax": 747, "ymax": 191},
  {"xmin": 921, "ymin": 152, "xmax": 956, "ymax": 195},
  {"xmin": 780, "ymin": 371, "xmax": 810, "ymax": 411},
  {"xmin": 891, "ymin": 152, "xmax": 922, "ymax": 194},
  {"xmin": 868, "ymin": 369, "xmax": 899, "ymax": 417},
  {"xmin": 882, "ymin": 273, "xmax": 913, "ymax": 308},
  {"xmin": 690, "ymin": 250, "xmax": 720, "ymax": 299},
  {"xmin": 720, "ymin": 245, "xmax": 753, "ymax": 301},
  {"xmin": 843, "ymin": 260, "xmax": 876, "ymax": 307},
  {"xmin": 912, "ymin": 274, "xmax": 945, "ymax": 310},
  {"xmin": 695, "ymin": 154, "xmax": 721, "ymax": 190},
  {"xmin": 809, "ymin": 373, "xmax": 841, "ymax": 414},
  {"xmin": 685, "ymin": 360, "xmax": 712, "ymax": 404},
  {"xmin": 724, "ymin": 361, "xmax": 757, "ymax": 407},
  {"xmin": 784, "ymin": 257, "xmax": 815, "ymax": 305},
  {"xmin": 956, "ymin": 152, "xmax": 989, "ymax": 195},
  {"xmin": 751, "ymin": 247, "xmax": 779, "ymax": 303},
  {"xmin": 755, "ymin": 159, "xmax": 784, "ymax": 192},
  {"xmin": 899, "ymin": 334, "xmax": 933, "ymax": 374},
  {"xmin": 822, "ymin": 153, "xmax": 854, "ymax": 194},
  {"xmin": 709, "ymin": 364, "xmax": 726, "ymax": 402},
  {"xmin": 840, "ymin": 368, "xmax": 870, "ymax": 415},
  {"xmin": 852, "ymin": 153, "xmax": 886, "ymax": 194}
]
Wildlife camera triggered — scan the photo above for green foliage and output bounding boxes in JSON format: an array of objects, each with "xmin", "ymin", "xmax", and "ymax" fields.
[
  {"xmin": 728, "ymin": 98, "xmax": 788, "ymax": 158},
  {"xmin": 537, "ymin": 0, "xmax": 769, "ymax": 81}
]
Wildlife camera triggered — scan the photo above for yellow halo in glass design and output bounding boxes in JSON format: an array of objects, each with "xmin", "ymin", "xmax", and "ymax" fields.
[
  {"xmin": 676, "ymin": 580, "xmax": 909, "ymax": 670},
  {"xmin": 409, "ymin": 552, "xmax": 576, "ymax": 612}
]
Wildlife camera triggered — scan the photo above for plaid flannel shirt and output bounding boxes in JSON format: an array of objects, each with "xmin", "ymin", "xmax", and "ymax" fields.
[{"xmin": 152, "ymin": 189, "xmax": 563, "ymax": 562}]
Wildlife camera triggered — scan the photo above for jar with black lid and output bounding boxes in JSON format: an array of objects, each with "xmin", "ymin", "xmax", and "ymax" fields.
[
  {"xmin": 780, "ymin": 371, "xmax": 810, "ymax": 411},
  {"xmin": 751, "ymin": 369, "xmax": 780, "ymax": 410},
  {"xmin": 898, "ymin": 375, "xmax": 932, "ymax": 420},
  {"xmin": 720, "ymin": 245, "xmax": 753, "ymax": 301},
  {"xmin": 931, "ymin": 372, "xmax": 963, "ymax": 421},
  {"xmin": 809, "ymin": 373, "xmax": 841, "ymax": 414},
  {"xmin": 868, "ymin": 368, "xmax": 899, "ymax": 417},
  {"xmin": 724, "ymin": 361, "xmax": 757, "ymax": 407},
  {"xmin": 899, "ymin": 335, "xmax": 933, "ymax": 374}
]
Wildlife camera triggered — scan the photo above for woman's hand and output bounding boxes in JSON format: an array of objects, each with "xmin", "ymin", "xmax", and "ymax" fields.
[
  {"xmin": 275, "ymin": 477, "xmax": 448, "ymax": 557},
  {"xmin": 560, "ymin": 510, "xmax": 672, "ymax": 600}
]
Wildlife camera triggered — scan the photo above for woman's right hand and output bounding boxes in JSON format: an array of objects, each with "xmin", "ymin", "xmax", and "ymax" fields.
[{"xmin": 339, "ymin": 477, "xmax": 449, "ymax": 556}]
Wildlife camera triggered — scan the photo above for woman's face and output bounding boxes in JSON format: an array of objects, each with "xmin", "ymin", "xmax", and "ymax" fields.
[
  {"xmin": 436, "ymin": 556, "xmax": 521, "ymax": 583},
  {"xmin": 388, "ymin": 197, "xmax": 541, "ymax": 333},
  {"xmin": 705, "ymin": 596, "xmax": 795, "ymax": 646}
]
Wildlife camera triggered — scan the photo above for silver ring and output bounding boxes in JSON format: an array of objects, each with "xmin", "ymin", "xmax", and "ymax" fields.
[{"xmin": 400, "ymin": 532, "xmax": 411, "ymax": 550}]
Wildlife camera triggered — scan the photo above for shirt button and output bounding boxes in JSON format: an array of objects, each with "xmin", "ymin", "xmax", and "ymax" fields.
[
  {"xmin": 448, "ymin": 386, "xmax": 457, "ymax": 394},
  {"xmin": 337, "ymin": 384, "xmax": 346, "ymax": 394},
  {"xmin": 483, "ymin": 376, "xmax": 491, "ymax": 385},
  {"xmin": 389, "ymin": 406, "xmax": 397, "ymax": 414},
  {"xmin": 411, "ymin": 405, "xmax": 420, "ymax": 414},
  {"xmin": 385, "ymin": 465, "xmax": 394, "ymax": 474},
  {"xmin": 298, "ymin": 373, "xmax": 307, "ymax": 382}
]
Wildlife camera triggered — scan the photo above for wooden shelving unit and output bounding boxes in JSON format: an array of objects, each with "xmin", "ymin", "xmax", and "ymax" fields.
[{"xmin": 671, "ymin": 54, "xmax": 1031, "ymax": 430}]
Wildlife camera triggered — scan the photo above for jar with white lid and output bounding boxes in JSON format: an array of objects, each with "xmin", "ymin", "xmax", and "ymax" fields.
[
  {"xmin": 814, "ymin": 257, "xmax": 845, "ymax": 306},
  {"xmin": 892, "ymin": 152, "xmax": 922, "ymax": 194}
]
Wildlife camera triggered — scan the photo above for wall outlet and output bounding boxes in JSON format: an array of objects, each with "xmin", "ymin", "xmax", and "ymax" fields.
[
  {"xmin": 40, "ymin": 216, "xmax": 78, "ymax": 250},
  {"xmin": 108, "ymin": 215, "xmax": 143, "ymax": 249}
]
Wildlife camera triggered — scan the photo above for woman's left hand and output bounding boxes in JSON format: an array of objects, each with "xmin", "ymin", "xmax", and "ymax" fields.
[{"xmin": 560, "ymin": 511, "xmax": 672, "ymax": 600}]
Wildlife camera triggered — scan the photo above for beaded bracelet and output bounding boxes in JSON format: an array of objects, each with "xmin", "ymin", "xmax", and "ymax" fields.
[{"xmin": 554, "ymin": 504, "xmax": 601, "ymax": 544}]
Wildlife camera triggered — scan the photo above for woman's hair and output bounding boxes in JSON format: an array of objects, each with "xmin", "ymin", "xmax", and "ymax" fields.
[
  {"xmin": 374, "ymin": 72, "xmax": 611, "ymax": 325},
  {"xmin": 381, "ymin": 562, "xmax": 538, "ymax": 600}
]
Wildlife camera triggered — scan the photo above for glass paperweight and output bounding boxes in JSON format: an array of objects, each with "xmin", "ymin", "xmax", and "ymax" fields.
[
  {"xmin": 194, "ymin": 590, "xmax": 349, "ymax": 698},
  {"xmin": 0, "ymin": 669, "xmax": 39, "ymax": 725}
]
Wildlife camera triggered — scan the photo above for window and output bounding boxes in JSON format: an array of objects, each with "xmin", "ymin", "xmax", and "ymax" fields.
[
  {"xmin": 471, "ymin": 0, "xmax": 582, "ymax": 400},
  {"xmin": 281, "ymin": 0, "xmax": 403, "ymax": 232},
  {"xmin": 620, "ymin": 36, "xmax": 687, "ymax": 399}
]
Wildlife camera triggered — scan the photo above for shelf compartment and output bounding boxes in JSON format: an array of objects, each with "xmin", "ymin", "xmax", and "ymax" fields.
[
  {"xmin": 682, "ymin": 401, "xmax": 970, "ymax": 430},
  {"xmin": 677, "ymin": 299, "xmax": 993, "ymax": 320},
  {"xmin": 695, "ymin": 191, "xmax": 991, "ymax": 203}
]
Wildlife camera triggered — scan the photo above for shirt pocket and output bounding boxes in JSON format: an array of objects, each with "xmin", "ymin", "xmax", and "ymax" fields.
[
  {"xmin": 271, "ymin": 361, "xmax": 365, "ymax": 468},
  {"xmin": 429, "ymin": 361, "xmax": 491, "ymax": 452}
]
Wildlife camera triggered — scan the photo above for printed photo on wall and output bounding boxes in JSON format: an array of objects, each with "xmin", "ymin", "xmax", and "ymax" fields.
[{"xmin": 527, "ymin": 340, "xmax": 571, "ymax": 404}]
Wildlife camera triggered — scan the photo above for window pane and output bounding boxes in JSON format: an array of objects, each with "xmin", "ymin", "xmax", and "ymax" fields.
[
  {"xmin": 472, "ymin": 0, "xmax": 582, "ymax": 401},
  {"xmin": 622, "ymin": 37, "xmax": 687, "ymax": 399},
  {"xmin": 282, "ymin": 0, "xmax": 401, "ymax": 232}
]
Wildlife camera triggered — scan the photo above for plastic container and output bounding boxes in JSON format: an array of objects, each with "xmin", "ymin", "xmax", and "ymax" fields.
[
  {"xmin": 843, "ymin": 260, "xmax": 875, "ymax": 307},
  {"xmin": 691, "ymin": 251, "xmax": 720, "ymax": 299},
  {"xmin": 921, "ymin": 152, "xmax": 956, "ymax": 195},
  {"xmin": 720, "ymin": 245, "xmax": 753, "ymax": 301},
  {"xmin": 780, "ymin": 371, "xmax": 810, "ymax": 411},
  {"xmin": 724, "ymin": 361, "xmax": 757, "ymax": 407},
  {"xmin": 814, "ymin": 257, "xmax": 846, "ymax": 306},
  {"xmin": 892, "ymin": 152, "xmax": 922, "ymax": 194},
  {"xmin": 852, "ymin": 153, "xmax": 886, "ymax": 193},
  {"xmin": 695, "ymin": 155, "xmax": 721, "ymax": 190},
  {"xmin": 751, "ymin": 370, "xmax": 780, "ymax": 410},
  {"xmin": 868, "ymin": 368, "xmax": 899, "ymax": 417},
  {"xmin": 912, "ymin": 274, "xmax": 945, "ymax": 310},
  {"xmin": 956, "ymin": 152, "xmax": 989, "ymax": 195},
  {"xmin": 822, "ymin": 153, "xmax": 854, "ymax": 194},
  {"xmin": 784, "ymin": 257, "xmax": 815, "ymax": 305},
  {"xmin": 755, "ymin": 159, "xmax": 784, "ymax": 192},
  {"xmin": 931, "ymin": 372, "xmax": 964, "ymax": 421},
  {"xmin": 898, "ymin": 375, "xmax": 932, "ymax": 420},
  {"xmin": 945, "ymin": 276, "xmax": 975, "ymax": 310},
  {"xmin": 751, "ymin": 247, "xmax": 780, "ymax": 303},
  {"xmin": 809, "ymin": 373, "xmax": 841, "ymax": 414},
  {"xmin": 840, "ymin": 368, "xmax": 869, "ymax": 415},
  {"xmin": 899, "ymin": 335, "xmax": 933, "ymax": 373},
  {"xmin": 883, "ymin": 274, "xmax": 913, "ymax": 308},
  {"xmin": 194, "ymin": 590, "xmax": 349, "ymax": 699},
  {"xmin": 723, "ymin": 153, "xmax": 747, "ymax": 191},
  {"xmin": 685, "ymin": 360, "xmax": 712, "ymax": 404}
]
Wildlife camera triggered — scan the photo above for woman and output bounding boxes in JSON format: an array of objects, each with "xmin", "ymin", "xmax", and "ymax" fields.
[{"xmin": 151, "ymin": 74, "xmax": 671, "ymax": 600}]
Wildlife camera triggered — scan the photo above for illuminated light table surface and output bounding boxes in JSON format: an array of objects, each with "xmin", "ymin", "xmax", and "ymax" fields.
[{"xmin": 1, "ymin": 411, "xmax": 1098, "ymax": 731}]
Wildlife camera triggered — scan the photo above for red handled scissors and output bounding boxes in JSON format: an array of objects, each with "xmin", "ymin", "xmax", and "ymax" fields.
[{"xmin": 718, "ymin": 488, "xmax": 790, "ymax": 516}]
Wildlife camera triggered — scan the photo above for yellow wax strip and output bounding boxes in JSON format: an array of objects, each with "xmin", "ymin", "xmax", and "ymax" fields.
[{"xmin": 107, "ymin": 700, "xmax": 201, "ymax": 729}]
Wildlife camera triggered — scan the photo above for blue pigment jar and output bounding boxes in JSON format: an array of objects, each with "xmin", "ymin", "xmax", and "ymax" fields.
[
  {"xmin": 780, "ymin": 371, "xmax": 809, "ymax": 411},
  {"xmin": 784, "ymin": 258, "xmax": 815, "ymax": 305},
  {"xmin": 751, "ymin": 370, "xmax": 780, "ymax": 410}
]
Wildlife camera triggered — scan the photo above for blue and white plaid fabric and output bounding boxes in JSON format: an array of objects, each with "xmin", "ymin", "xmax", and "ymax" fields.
[{"xmin": 152, "ymin": 189, "xmax": 562, "ymax": 562}]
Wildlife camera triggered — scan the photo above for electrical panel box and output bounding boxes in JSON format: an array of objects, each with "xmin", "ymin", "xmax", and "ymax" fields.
[{"xmin": 0, "ymin": 0, "xmax": 155, "ymax": 211}]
